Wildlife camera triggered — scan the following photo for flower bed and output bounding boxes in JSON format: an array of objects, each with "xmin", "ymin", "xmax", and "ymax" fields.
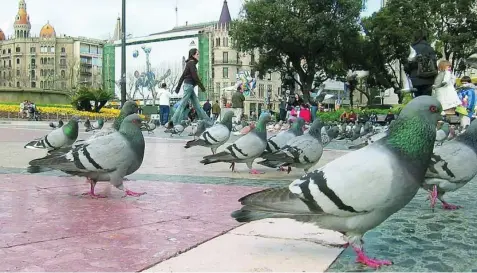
[{"xmin": 0, "ymin": 104, "xmax": 120, "ymax": 120}]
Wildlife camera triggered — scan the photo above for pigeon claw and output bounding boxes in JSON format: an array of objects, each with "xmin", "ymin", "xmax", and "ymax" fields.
[
  {"xmin": 123, "ymin": 189, "xmax": 146, "ymax": 197},
  {"xmin": 429, "ymin": 185, "xmax": 438, "ymax": 211},
  {"xmin": 249, "ymin": 169, "xmax": 264, "ymax": 175},
  {"xmin": 354, "ymin": 247, "xmax": 392, "ymax": 268},
  {"xmin": 81, "ymin": 191, "xmax": 107, "ymax": 198},
  {"xmin": 442, "ymin": 202, "xmax": 462, "ymax": 210}
]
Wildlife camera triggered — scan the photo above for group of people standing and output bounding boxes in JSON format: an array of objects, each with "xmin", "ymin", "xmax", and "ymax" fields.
[{"xmin": 405, "ymin": 29, "xmax": 476, "ymax": 127}]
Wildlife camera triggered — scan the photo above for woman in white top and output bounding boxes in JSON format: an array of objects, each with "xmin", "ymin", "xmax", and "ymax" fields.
[{"xmin": 432, "ymin": 60, "xmax": 461, "ymax": 116}]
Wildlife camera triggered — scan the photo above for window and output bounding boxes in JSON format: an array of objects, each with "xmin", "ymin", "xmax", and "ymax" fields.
[
  {"xmin": 267, "ymin": 84, "xmax": 273, "ymax": 93},
  {"xmin": 15, "ymin": 47, "xmax": 20, "ymax": 53},
  {"xmin": 7, "ymin": 49, "xmax": 11, "ymax": 54},
  {"xmin": 8, "ymin": 60, "xmax": 11, "ymax": 67},
  {"xmin": 2, "ymin": 50, "xmax": 5, "ymax": 54},
  {"xmin": 30, "ymin": 47, "xmax": 36, "ymax": 53},
  {"xmin": 31, "ymin": 82, "xmax": 36, "ymax": 88},
  {"xmin": 223, "ymin": 37, "xmax": 228, "ymax": 47},
  {"xmin": 16, "ymin": 58, "xmax": 20, "ymax": 64},
  {"xmin": 50, "ymin": 47, "xmax": 55, "ymax": 53},
  {"xmin": 60, "ymin": 59, "xmax": 66, "ymax": 66},
  {"xmin": 216, "ymin": 82, "xmax": 221, "ymax": 92},
  {"xmin": 258, "ymin": 84, "xmax": 264, "ymax": 98},
  {"xmin": 40, "ymin": 81, "xmax": 43, "ymax": 89},
  {"xmin": 222, "ymin": 67, "xmax": 229, "ymax": 79},
  {"xmin": 61, "ymin": 47, "xmax": 65, "ymax": 53},
  {"xmin": 16, "ymin": 70, "xmax": 20, "ymax": 76},
  {"xmin": 40, "ymin": 69, "xmax": 43, "ymax": 77},
  {"xmin": 16, "ymin": 82, "xmax": 20, "ymax": 88},
  {"xmin": 222, "ymin": 52, "xmax": 228, "ymax": 63},
  {"xmin": 31, "ymin": 70, "xmax": 35, "ymax": 78},
  {"xmin": 250, "ymin": 53, "xmax": 255, "ymax": 65},
  {"xmin": 215, "ymin": 38, "xmax": 220, "ymax": 47},
  {"xmin": 61, "ymin": 70, "xmax": 65, "ymax": 78},
  {"xmin": 268, "ymin": 72, "xmax": 272, "ymax": 81}
]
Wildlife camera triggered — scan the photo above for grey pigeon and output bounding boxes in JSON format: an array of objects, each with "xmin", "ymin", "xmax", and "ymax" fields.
[
  {"xmin": 78, "ymin": 101, "xmax": 138, "ymax": 143},
  {"xmin": 184, "ymin": 111, "xmax": 233, "ymax": 154},
  {"xmin": 49, "ymin": 119, "xmax": 63, "ymax": 129},
  {"xmin": 424, "ymin": 119, "xmax": 477, "ymax": 210},
  {"xmin": 231, "ymin": 96, "xmax": 443, "ymax": 268},
  {"xmin": 262, "ymin": 117, "xmax": 305, "ymax": 156},
  {"xmin": 168, "ymin": 120, "xmax": 189, "ymax": 137},
  {"xmin": 326, "ymin": 125, "xmax": 340, "ymax": 140},
  {"xmin": 257, "ymin": 117, "xmax": 325, "ymax": 174},
  {"xmin": 141, "ymin": 119, "xmax": 157, "ymax": 134},
  {"xmin": 28, "ymin": 114, "xmax": 146, "ymax": 198},
  {"xmin": 190, "ymin": 119, "xmax": 215, "ymax": 139},
  {"xmin": 200, "ymin": 113, "xmax": 271, "ymax": 174},
  {"xmin": 25, "ymin": 116, "xmax": 80, "ymax": 151},
  {"xmin": 435, "ymin": 121, "xmax": 450, "ymax": 145},
  {"xmin": 86, "ymin": 118, "xmax": 105, "ymax": 132}
]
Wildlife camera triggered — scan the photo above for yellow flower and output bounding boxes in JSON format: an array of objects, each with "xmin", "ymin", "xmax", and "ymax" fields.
[{"xmin": 0, "ymin": 104, "xmax": 147, "ymax": 119}]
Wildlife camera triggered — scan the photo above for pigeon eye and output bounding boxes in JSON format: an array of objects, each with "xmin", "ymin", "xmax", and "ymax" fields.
[{"xmin": 429, "ymin": 105, "xmax": 438, "ymax": 113}]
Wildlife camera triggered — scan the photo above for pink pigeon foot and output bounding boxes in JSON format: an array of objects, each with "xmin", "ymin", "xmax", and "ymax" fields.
[
  {"xmin": 81, "ymin": 179, "xmax": 106, "ymax": 198},
  {"xmin": 123, "ymin": 189, "xmax": 146, "ymax": 197},
  {"xmin": 249, "ymin": 169, "xmax": 264, "ymax": 175},
  {"xmin": 442, "ymin": 202, "xmax": 462, "ymax": 210},
  {"xmin": 278, "ymin": 166, "xmax": 288, "ymax": 172},
  {"xmin": 429, "ymin": 185, "xmax": 438, "ymax": 210},
  {"xmin": 353, "ymin": 247, "xmax": 392, "ymax": 268}
]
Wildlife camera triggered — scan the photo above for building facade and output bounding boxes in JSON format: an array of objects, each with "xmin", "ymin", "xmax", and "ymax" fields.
[{"xmin": 0, "ymin": 0, "xmax": 105, "ymax": 91}]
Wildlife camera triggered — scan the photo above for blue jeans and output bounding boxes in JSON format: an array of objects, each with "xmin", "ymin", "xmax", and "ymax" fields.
[
  {"xmin": 159, "ymin": 105, "xmax": 170, "ymax": 125},
  {"xmin": 171, "ymin": 83, "xmax": 210, "ymax": 125},
  {"xmin": 311, "ymin": 106, "xmax": 318, "ymax": 121}
]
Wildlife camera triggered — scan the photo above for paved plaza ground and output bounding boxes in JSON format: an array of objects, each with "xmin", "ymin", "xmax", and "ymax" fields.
[{"xmin": 0, "ymin": 120, "xmax": 348, "ymax": 272}]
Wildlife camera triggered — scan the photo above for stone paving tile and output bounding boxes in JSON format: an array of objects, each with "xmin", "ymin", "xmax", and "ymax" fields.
[{"xmin": 0, "ymin": 174, "xmax": 266, "ymax": 272}]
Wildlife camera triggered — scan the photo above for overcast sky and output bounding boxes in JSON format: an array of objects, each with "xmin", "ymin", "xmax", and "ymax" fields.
[{"xmin": 0, "ymin": 0, "xmax": 381, "ymax": 40}]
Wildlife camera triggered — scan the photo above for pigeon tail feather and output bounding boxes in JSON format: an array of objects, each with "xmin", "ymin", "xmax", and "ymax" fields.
[
  {"xmin": 257, "ymin": 159, "xmax": 283, "ymax": 168},
  {"xmin": 26, "ymin": 165, "xmax": 53, "ymax": 174},
  {"xmin": 24, "ymin": 139, "xmax": 47, "ymax": 150},
  {"xmin": 200, "ymin": 151, "xmax": 235, "ymax": 164},
  {"xmin": 184, "ymin": 139, "xmax": 207, "ymax": 148},
  {"xmin": 231, "ymin": 187, "xmax": 317, "ymax": 223}
]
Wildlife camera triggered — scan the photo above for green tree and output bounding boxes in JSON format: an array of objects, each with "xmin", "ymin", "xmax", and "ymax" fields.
[
  {"xmin": 71, "ymin": 86, "xmax": 114, "ymax": 112},
  {"xmin": 230, "ymin": 0, "xmax": 364, "ymax": 102}
]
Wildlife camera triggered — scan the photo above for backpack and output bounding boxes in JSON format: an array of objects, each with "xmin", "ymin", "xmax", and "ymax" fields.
[{"xmin": 415, "ymin": 52, "xmax": 437, "ymax": 78}]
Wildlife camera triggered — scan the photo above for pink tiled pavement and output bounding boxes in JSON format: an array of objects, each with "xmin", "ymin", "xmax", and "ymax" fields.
[{"xmin": 0, "ymin": 174, "xmax": 265, "ymax": 272}]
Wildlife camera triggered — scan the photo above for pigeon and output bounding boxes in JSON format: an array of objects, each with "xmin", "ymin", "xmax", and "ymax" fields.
[
  {"xmin": 184, "ymin": 111, "xmax": 233, "ymax": 154},
  {"xmin": 231, "ymin": 96, "xmax": 443, "ymax": 268},
  {"xmin": 85, "ymin": 118, "xmax": 105, "ymax": 132},
  {"xmin": 141, "ymin": 119, "xmax": 157, "ymax": 134},
  {"xmin": 49, "ymin": 119, "xmax": 63, "ymax": 129},
  {"xmin": 84, "ymin": 119, "xmax": 91, "ymax": 130},
  {"xmin": 435, "ymin": 121, "xmax": 450, "ymax": 145},
  {"xmin": 190, "ymin": 119, "xmax": 215, "ymax": 139},
  {"xmin": 168, "ymin": 120, "xmax": 189, "ymax": 137},
  {"xmin": 25, "ymin": 116, "xmax": 80, "ymax": 151},
  {"xmin": 424, "ymin": 119, "xmax": 477, "ymax": 210},
  {"xmin": 200, "ymin": 113, "xmax": 271, "ymax": 174},
  {"xmin": 76, "ymin": 101, "xmax": 138, "ymax": 143},
  {"xmin": 257, "ymin": 117, "xmax": 325, "ymax": 174},
  {"xmin": 262, "ymin": 118, "xmax": 305, "ymax": 157},
  {"xmin": 28, "ymin": 114, "xmax": 146, "ymax": 198}
]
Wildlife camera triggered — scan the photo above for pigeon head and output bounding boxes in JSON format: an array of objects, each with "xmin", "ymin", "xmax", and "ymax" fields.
[
  {"xmin": 220, "ymin": 111, "xmax": 234, "ymax": 130},
  {"xmin": 291, "ymin": 117, "xmax": 305, "ymax": 134},
  {"xmin": 63, "ymin": 115, "xmax": 80, "ymax": 140},
  {"xmin": 308, "ymin": 117, "xmax": 325, "ymax": 138},
  {"xmin": 120, "ymin": 114, "xmax": 144, "ymax": 129},
  {"xmin": 254, "ymin": 113, "xmax": 271, "ymax": 135},
  {"xmin": 386, "ymin": 96, "xmax": 442, "ymax": 160},
  {"xmin": 121, "ymin": 101, "xmax": 139, "ymax": 115},
  {"xmin": 456, "ymin": 119, "xmax": 477, "ymax": 148},
  {"xmin": 98, "ymin": 118, "xmax": 104, "ymax": 126},
  {"xmin": 119, "ymin": 114, "xmax": 146, "ymax": 159}
]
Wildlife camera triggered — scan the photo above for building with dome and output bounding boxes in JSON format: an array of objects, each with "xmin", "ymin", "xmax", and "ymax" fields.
[{"xmin": 0, "ymin": 0, "xmax": 105, "ymax": 94}]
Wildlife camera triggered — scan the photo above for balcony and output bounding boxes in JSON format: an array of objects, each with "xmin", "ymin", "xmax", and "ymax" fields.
[
  {"xmin": 80, "ymin": 71, "xmax": 92, "ymax": 76},
  {"xmin": 80, "ymin": 62, "xmax": 92, "ymax": 67},
  {"xmin": 213, "ymin": 59, "xmax": 241, "ymax": 65},
  {"xmin": 29, "ymin": 64, "xmax": 36, "ymax": 69},
  {"xmin": 59, "ymin": 64, "xmax": 67, "ymax": 69},
  {"xmin": 60, "ymin": 52, "xmax": 67, "ymax": 57},
  {"xmin": 13, "ymin": 52, "xmax": 23, "ymax": 56}
]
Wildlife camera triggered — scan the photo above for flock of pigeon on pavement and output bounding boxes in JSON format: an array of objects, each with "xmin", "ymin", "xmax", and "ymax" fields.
[{"xmin": 20, "ymin": 96, "xmax": 477, "ymax": 268}]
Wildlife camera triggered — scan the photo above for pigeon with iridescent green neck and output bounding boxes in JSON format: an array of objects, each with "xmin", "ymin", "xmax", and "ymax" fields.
[
  {"xmin": 200, "ymin": 113, "xmax": 271, "ymax": 174},
  {"xmin": 231, "ymin": 96, "xmax": 443, "ymax": 268},
  {"xmin": 24, "ymin": 116, "xmax": 80, "ymax": 151}
]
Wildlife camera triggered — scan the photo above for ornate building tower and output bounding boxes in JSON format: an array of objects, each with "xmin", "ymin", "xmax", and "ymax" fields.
[{"xmin": 13, "ymin": 0, "xmax": 31, "ymax": 38}]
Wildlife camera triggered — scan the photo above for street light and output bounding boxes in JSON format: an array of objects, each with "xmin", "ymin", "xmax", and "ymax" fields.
[{"xmin": 120, "ymin": 0, "xmax": 127, "ymax": 106}]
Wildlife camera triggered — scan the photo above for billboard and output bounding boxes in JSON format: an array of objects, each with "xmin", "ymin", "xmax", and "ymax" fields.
[{"xmin": 114, "ymin": 31, "xmax": 200, "ymax": 103}]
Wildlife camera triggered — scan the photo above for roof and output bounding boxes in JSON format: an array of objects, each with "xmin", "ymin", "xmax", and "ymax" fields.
[
  {"xmin": 0, "ymin": 29, "xmax": 5, "ymax": 40},
  {"xmin": 149, "ymin": 21, "xmax": 216, "ymax": 36},
  {"xmin": 218, "ymin": 0, "xmax": 232, "ymax": 25},
  {"xmin": 14, "ymin": 8, "xmax": 29, "ymax": 25},
  {"xmin": 40, "ymin": 22, "xmax": 56, "ymax": 38}
]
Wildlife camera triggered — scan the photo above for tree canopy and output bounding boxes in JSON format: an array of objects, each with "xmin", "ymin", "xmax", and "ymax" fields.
[{"xmin": 230, "ymin": 0, "xmax": 364, "ymax": 101}]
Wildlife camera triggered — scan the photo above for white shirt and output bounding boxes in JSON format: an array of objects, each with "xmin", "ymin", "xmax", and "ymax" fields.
[{"xmin": 158, "ymin": 88, "xmax": 171, "ymax": 106}]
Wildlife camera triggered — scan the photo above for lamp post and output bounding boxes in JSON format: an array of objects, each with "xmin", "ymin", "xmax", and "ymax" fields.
[{"xmin": 120, "ymin": 0, "xmax": 127, "ymax": 106}]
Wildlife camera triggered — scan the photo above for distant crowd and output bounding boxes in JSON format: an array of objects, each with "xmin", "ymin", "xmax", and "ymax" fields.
[{"xmin": 19, "ymin": 100, "xmax": 39, "ymax": 120}]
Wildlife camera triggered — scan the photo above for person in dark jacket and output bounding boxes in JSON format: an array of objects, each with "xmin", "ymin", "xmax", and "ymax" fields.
[
  {"xmin": 404, "ymin": 29, "xmax": 438, "ymax": 98},
  {"xmin": 203, "ymin": 99, "xmax": 212, "ymax": 117},
  {"xmin": 167, "ymin": 48, "xmax": 210, "ymax": 128}
]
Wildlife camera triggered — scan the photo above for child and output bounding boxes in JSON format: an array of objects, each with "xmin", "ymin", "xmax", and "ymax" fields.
[
  {"xmin": 456, "ymin": 76, "xmax": 476, "ymax": 128},
  {"xmin": 299, "ymin": 104, "xmax": 312, "ymax": 123},
  {"xmin": 432, "ymin": 60, "xmax": 461, "ymax": 116}
]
